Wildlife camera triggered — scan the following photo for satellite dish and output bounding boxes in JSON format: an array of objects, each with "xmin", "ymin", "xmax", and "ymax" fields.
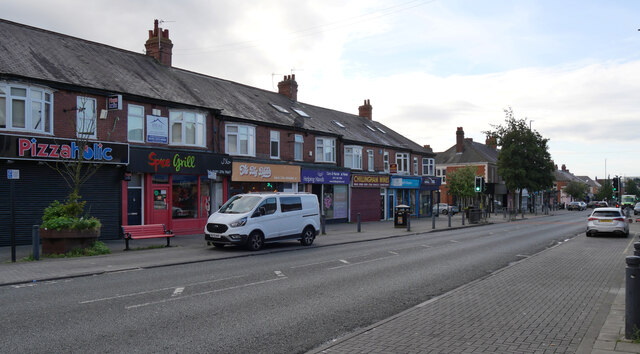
[{"xmin": 293, "ymin": 116, "xmax": 305, "ymax": 128}]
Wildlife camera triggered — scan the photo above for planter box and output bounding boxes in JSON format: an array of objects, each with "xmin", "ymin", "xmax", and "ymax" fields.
[{"xmin": 40, "ymin": 228, "xmax": 100, "ymax": 255}]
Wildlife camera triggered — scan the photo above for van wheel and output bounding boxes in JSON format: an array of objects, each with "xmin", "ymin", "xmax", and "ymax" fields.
[
  {"xmin": 246, "ymin": 231, "xmax": 264, "ymax": 251},
  {"xmin": 441, "ymin": 210, "xmax": 448, "ymax": 215},
  {"xmin": 300, "ymin": 226, "xmax": 315, "ymax": 246},
  {"xmin": 212, "ymin": 242, "xmax": 225, "ymax": 248}
]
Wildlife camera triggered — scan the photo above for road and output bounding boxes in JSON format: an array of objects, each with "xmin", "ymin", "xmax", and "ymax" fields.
[{"xmin": 1, "ymin": 211, "xmax": 589, "ymax": 353}]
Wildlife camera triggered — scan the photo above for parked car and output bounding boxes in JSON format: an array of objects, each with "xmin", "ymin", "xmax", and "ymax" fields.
[
  {"xmin": 587, "ymin": 201, "xmax": 598, "ymax": 208},
  {"xmin": 567, "ymin": 202, "xmax": 586, "ymax": 211},
  {"xmin": 634, "ymin": 202, "xmax": 640, "ymax": 215},
  {"xmin": 432, "ymin": 203, "xmax": 458, "ymax": 215},
  {"xmin": 579, "ymin": 201, "xmax": 587, "ymax": 210},
  {"xmin": 595, "ymin": 201, "xmax": 609, "ymax": 208},
  {"xmin": 204, "ymin": 193, "xmax": 320, "ymax": 251},
  {"xmin": 586, "ymin": 207, "xmax": 629, "ymax": 237}
]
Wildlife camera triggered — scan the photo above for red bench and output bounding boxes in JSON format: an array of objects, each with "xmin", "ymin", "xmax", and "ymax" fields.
[{"xmin": 121, "ymin": 224, "xmax": 174, "ymax": 250}]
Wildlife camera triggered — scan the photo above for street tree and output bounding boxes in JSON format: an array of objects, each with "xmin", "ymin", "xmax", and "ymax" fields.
[
  {"xmin": 446, "ymin": 165, "xmax": 478, "ymax": 208},
  {"xmin": 484, "ymin": 107, "xmax": 555, "ymax": 214},
  {"xmin": 625, "ymin": 179, "xmax": 639, "ymax": 196},
  {"xmin": 595, "ymin": 179, "xmax": 613, "ymax": 201},
  {"xmin": 564, "ymin": 181, "xmax": 588, "ymax": 201}
]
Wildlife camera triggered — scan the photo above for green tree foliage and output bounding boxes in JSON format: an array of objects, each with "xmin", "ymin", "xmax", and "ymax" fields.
[
  {"xmin": 484, "ymin": 107, "xmax": 555, "ymax": 211},
  {"xmin": 446, "ymin": 166, "xmax": 478, "ymax": 205},
  {"xmin": 595, "ymin": 179, "xmax": 613, "ymax": 201},
  {"xmin": 626, "ymin": 179, "xmax": 639, "ymax": 196},
  {"xmin": 564, "ymin": 181, "xmax": 588, "ymax": 201}
]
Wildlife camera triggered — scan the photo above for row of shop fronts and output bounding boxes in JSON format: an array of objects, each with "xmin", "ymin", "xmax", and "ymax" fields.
[{"xmin": 0, "ymin": 133, "xmax": 442, "ymax": 246}]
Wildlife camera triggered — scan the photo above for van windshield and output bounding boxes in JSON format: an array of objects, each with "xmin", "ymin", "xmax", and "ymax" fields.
[{"xmin": 219, "ymin": 195, "xmax": 262, "ymax": 214}]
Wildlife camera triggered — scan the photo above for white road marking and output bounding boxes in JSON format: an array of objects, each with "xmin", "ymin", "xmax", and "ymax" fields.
[
  {"xmin": 274, "ymin": 270, "xmax": 285, "ymax": 277},
  {"xmin": 79, "ymin": 274, "xmax": 247, "ymax": 304},
  {"xmin": 389, "ymin": 251, "xmax": 399, "ymax": 255},
  {"xmin": 339, "ymin": 259, "xmax": 350, "ymax": 264},
  {"xmin": 329, "ymin": 255, "xmax": 398, "ymax": 270},
  {"xmin": 126, "ymin": 277, "xmax": 287, "ymax": 310},
  {"xmin": 450, "ymin": 240, "xmax": 460, "ymax": 243},
  {"xmin": 172, "ymin": 287, "xmax": 184, "ymax": 297},
  {"xmin": 290, "ymin": 260, "xmax": 338, "ymax": 269},
  {"xmin": 421, "ymin": 245, "xmax": 432, "ymax": 248}
]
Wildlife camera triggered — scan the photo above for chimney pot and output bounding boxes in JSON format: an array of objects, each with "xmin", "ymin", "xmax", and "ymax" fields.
[
  {"xmin": 277, "ymin": 75, "xmax": 298, "ymax": 101},
  {"xmin": 145, "ymin": 19, "xmax": 173, "ymax": 66},
  {"xmin": 358, "ymin": 99, "xmax": 373, "ymax": 120}
]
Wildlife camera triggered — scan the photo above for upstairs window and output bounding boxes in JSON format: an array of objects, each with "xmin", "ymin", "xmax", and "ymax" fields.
[
  {"xmin": 169, "ymin": 110, "xmax": 205, "ymax": 146},
  {"xmin": 396, "ymin": 153, "xmax": 410, "ymax": 174},
  {"xmin": 367, "ymin": 150, "xmax": 374, "ymax": 171},
  {"xmin": 344, "ymin": 145, "xmax": 362, "ymax": 170},
  {"xmin": 226, "ymin": 124, "xmax": 255, "ymax": 156},
  {"xmin": 127, "ymin": 104, "xmax": 144, "ymax": 142},
  {"xmin": 315, "ymin": 137, "xmax": 336, "ymax": 163},
  {"xmin": 383, "ymin": 151, "xmax": 390, "ymax": 173},
  {"xmin": 270, "ymin": 130, "xmax": 280, "ymax": 159},
  {"xmin": 413, "ymin": 157, "xmax": 419, "ymax": 176},
  {"xmin": 76, "ymin": 96, "xmax": 97, "ymax": 139},
  {"xmin": 294, "ymin": 134, "xmax": 304, "ymax": 161},
  {"xmin": 0, "ymin": 83, "xmax": 53, "ymax": 134},
  {"xmin": 422, "ymin": 158, "xmax": 434, "ymax": 176}
]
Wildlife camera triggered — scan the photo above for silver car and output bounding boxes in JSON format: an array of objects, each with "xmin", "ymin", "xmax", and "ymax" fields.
[
  {"xmin": 586, "ymin": 207, "xmax": 629, "ymax": 237},
  {"xmin": 634, "ymin": 202, "xmax": 640, "ymax": 215}
]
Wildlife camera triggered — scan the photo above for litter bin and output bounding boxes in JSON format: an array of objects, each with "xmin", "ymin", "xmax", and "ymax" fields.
[
  {"xmin": 468, "ymin": 207, "xmax": 481, "ymax": 224},
  {"xmin": 394, "ymin": 204, "xmax": 411, "ymax": 228}
]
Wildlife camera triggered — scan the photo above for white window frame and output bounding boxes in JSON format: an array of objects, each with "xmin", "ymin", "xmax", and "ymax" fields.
[
  {"xmin": 76, "ymin": 96, "xmax": 97, "ymax": 139},
  {"xmin": 422, "ymin": 158, "xmax": 434, "ymax": 176},
  {"xmin": 225, "ymin": 123, "xmax": 255, "ymax": 156},
  {"xmin": 169, "ymin": 110, "xmax": 206, "ymax": 147},
  {"xmin": 344, "ymin": 145, "xmax": 363, "ymax": 170},
  {"xmin": 270, "ymin": 130, "xmax": 280, "ymax": 159},
  {"xmin": 396, "ymin": 152, "xmax": 410, "ymax": 174},
  {"xmin": 413, "ymin": 157, "xmax": 419, "ymax": 176},
  {"xmin": 127, "ymin": 104, "xmax": 145, "ymax": 142},
  {"xmin": 367, "ymin": 149, "xmax": 374, "ymax": 172},
  {"xmin": 315, "ymin": 137, "xmax": 336, "ymax": 163},
  {"xmin": 294, "ymin": 134, "xmax": 304, "ymax": 161},
  {"xmin": 0, "ymin": 83, "xmax": 54, "ymax": 134},
  {"xmin": 383, "ymin": 151, "xmax": 390, "ymax": 173}
]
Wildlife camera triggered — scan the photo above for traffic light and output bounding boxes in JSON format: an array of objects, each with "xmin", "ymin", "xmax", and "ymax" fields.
[
  {"xmin": 613, "ymin": 177, "xmax": 618, "ymax": 192},
  {"xmin": 475, "ymin": 176, "xmax": 482, "ymax": 192}
]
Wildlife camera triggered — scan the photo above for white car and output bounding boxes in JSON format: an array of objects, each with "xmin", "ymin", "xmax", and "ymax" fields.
[
  {"xmin": 586, "ymin": 207, "xmax": 629, "ymax": 237},
  {"xmin": 634, "ymin": 202, "xmax": 640, "ymax": 215},
  {"xmin": 432, "ymin": 203, "xmax": 458, "ymax": 215},
  {"xmin": 204, "ymin": 193, "xmax": 320, "ymax": 251}
]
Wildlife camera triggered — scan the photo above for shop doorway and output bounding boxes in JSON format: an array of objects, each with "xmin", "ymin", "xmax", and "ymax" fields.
[
  {"xmin": 127, "ymin": 173, "xmax": 143, "ymax": 225},
  {"xmin": 150, "ymin": 174, "xmax": 170, "ymax": 226}
]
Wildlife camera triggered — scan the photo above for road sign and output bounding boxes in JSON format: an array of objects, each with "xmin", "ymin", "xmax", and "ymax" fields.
[{"xmin": 7, "ymin": 169, "xmax": 19, "ymax": 179}]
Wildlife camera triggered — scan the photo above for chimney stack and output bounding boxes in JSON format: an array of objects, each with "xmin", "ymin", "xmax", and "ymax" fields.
[
  {"xmin": 485, "ymin": 136, "xmax": 497, "ymax": 150},
  {"xmin": 423, "ymin": 144, "xmax": 432, "ymax": 152},
  {"xmin": 456, "ymin": 127, "xmax": 464, "ymax": 153},
  {"xmin": 358, "ymin": 99, "xmax": 373, "ymax": 120},
  {"xmin": 562, "ymin": 164, "xmax": 567, "ymax": 171},
  {"xmin": 277, "ymin": 75, "xmax": 298, "ymax": 101},
  {"xmin": 145, "ymin": 19, "xmax": 173, "ymax": 66}
]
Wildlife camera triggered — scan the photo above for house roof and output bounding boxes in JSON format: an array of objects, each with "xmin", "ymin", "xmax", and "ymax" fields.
[
  {"xmin": 434, "ymin": 139, "xmax": 498, "ymax": 165},
  {"xmin": 554, "ymin": 169, "xmax": 583, "ymax": 183},
  {"xmin": 0, "ymin": 18, "xmax": 431, "ymax": 156},
  {"xmin": 576, "ymin": 176, "xmax": 601, "ymax": 188}
]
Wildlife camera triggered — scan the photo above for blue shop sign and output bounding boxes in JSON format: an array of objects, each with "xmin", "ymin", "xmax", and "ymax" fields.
[
  {"xmin": 301, "ymin": 168, "xmax": 350, "ymax": 184},
  {"xmin": 420, "ymin": 176, "xmax": 442, "ymax": 190},
  {"xmin": 390, "ymin": 176, "xmax": 421, "ymax": 189}
]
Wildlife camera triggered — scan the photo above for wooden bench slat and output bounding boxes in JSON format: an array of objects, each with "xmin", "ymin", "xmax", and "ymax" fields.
[{"xmin": 121, "ymin": 224, "xmax": 173, "ymax": 250}]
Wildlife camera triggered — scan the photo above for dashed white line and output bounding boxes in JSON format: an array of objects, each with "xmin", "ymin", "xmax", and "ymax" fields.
[
  {"xmin": 450, "ymin": 240, "xmax": 460, "ymax": 243},
  {"xmin": 172, "ymin": 287, "xmax": 184, "ymax": 297},
  {"xmin": 274, "ymin": 270, "xmax": 286, "ymax": 277},
  {"xmin": 329, "ymin": 255, "xmax": 398, "ymax": 270},
  {"xmin": 389, "ymin": 251, "xmax": 399, "ymax": 255},
  {"xmin": 339, "ymin": 259, "xmax": 350, "ymax": 264}
]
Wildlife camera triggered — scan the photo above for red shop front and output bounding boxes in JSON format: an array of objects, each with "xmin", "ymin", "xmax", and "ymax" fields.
[{"xmin": 124, "ymin": 147, "xmax": 232, "ymax": 235}]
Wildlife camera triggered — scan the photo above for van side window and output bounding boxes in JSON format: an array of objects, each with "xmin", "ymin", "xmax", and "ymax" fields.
[
  {"xmin": 255, "ymin": 198, "xmax": 277, "ymax": 216},
  {"xmin": 280, "ymin": 197, "xmax": 302, "ymax": 213}
]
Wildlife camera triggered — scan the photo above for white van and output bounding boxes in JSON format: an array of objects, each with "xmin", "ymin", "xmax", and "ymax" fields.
[{"xmin": 204, "ymin": 193, "xmax": 320, "ymax": 251}]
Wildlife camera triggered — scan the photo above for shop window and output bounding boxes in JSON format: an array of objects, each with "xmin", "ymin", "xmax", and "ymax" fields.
[
  {"xmin": 316, "ymin": 137, "xmax": 336, "ymax": 163},
  {"xmin": 0, "ymin": 83, "xmax": 53, "ymax": 133},
  {"xmin": 172, "ymin": 175, "xmax": 198, "ymax": 219},
  {"xmin": 200, "ymin": 176, "xmax": 211, "ymax": 217},
  {"xmin": 170, "ymin": 110, "xmax": 206, "ymax": 147},
  {"xmin": 281, "ymin": 197, "xmax": 302, "ymax": 212},
  {"xmin": 226, "ymin": 124, "xmax": 255, "ymax": 156},
  {"xmin": 76, "ymin": 96, "xmax": 97, "ymax": 139},
  {"xmin": 294, "ymin": 134, "xmax": 304, "ymax": 161},
  {"xmin": 323, "ymin": 184, "xmax": 348, "ymax": 219},
  {"xmin": 270, "ymin": 130, "xmax": 280, "ymax": 159},
  {"xmin": 128, "ymin": 104, "xmax": 144, "ymax": 142},
  {"xmin": 344, "ymin": 145, "xmax": 362, "ymax": 170},
  {"xmin": 152, "ymin": 174, "xmax": 169, "ymax": 184}
]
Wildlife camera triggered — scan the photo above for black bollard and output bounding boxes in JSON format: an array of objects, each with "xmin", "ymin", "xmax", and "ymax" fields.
[
  {"xmin": 32, "ymin": 225, "xmax": 40, "ymax": 261},
  {"xmin": 407, "ymin": 214, "xmax": 411, "ymax": 232},
  {"xmin": 462, "ymin": 209, "xmax": 465, "ymax": 226},
  {"xmin": 432, "ymin": 213, "xmax": 435, "ymax": 229},
  {"xmin": 635, "ymin": 242, "xmax": 640, "ymax": 257},
  {"xmin": 448, "ymin": 210, "xmax": 451, "ymax": 227},
  {"xmin": 626, "ymin": 256, "xmax": 640, "ymax": 339},
  {"xmin": 321, "ymin": 215, "xmax": 326, "ymax": 235},
  {"xmin": 357, "ymin": 213, "xmax": 361, "ymax": 232}
]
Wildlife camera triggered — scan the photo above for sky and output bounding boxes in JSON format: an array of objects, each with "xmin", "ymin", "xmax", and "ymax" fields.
[{"xmin": 2, "ymin": 0, "xmax": 640, "ymax": 179}]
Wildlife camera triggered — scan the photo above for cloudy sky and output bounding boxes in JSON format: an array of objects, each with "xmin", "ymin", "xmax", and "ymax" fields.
[{"xmin": 3, "ymin": 0, "xmax": 640, "ymax": 179}]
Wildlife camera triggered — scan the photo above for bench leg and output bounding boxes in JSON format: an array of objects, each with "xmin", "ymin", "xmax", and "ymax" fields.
[
  {"xmin": 125, "ymin": 238, "xmax": 130, "ymax": 251},
  {"xmin": 166, "ymin": 237, "xmax": 171, "ymax": 248}
]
